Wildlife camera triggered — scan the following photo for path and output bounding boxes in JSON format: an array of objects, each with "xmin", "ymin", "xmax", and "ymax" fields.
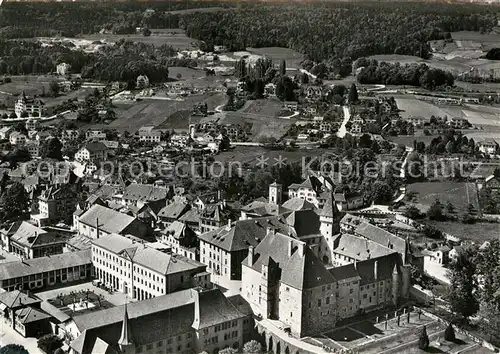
[
  {"xmin": 278, "ymin": 111, "xmax": 299, "ymax": 120},
  {"xmin": 0, "ymin": 110, "xmax": 70, "ymax": 124},
  {"xmin": 336, "ymin": 105, "xmax": 351, "ymax": 138},
  {"xmin": 299, "ymin": 69, "xmax": 317, "ymax": 80}
]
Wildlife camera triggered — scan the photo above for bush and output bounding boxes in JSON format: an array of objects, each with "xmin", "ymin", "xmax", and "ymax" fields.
[
  {"xmin": 0, "ymin": 345, "xmax": 29, "ymax": 354},
  {"xmin": 37, "ymin": 334, "xmax": 63, "ymax": 354},
  {"xmin": 444, "ymin": 323, "xmax": 455, "ymax": 341},
  {"xmin": 418, "ymin": 325, "xmax": 430, "ymax": 350},
  {"xmin": 243, "ymin": 340, "xmax": 263, "ymax": 354}
]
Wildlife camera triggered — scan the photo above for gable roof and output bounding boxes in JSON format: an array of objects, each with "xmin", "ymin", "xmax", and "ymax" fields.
[
  {"xmin": 15, "ymin": 306, "xmax": 52, "ymax": 324},
  {"xmin": 158, "ymin": 202, "xmax": 190, "ymax": 220},
  {"xmin": 281, "ymin": 197, "xmax": 316, "ymax": 211},
  {"xmin": 0, "ymin": 290, "xmax": 41, "ymax": 309},
  {"xmin": 79, "ymin": 205, "xmax": 138, "ymax": 234},
  {"xmin": 123, "ymin": 184, "xmax": 169, "ymax": 203},
  {"xmin": 92, "ymin": 233, "xmax": 205, "ymax": 275},
  {"xmin": 331, "ymin": 234, "xmax": 396, "ymax": 261},
  {"xmin": 192, "ymin": 288, "xmax": 245, "ymax": 330},
  {"xmin": 354, "ymin": 221, "xmax": 407, "ymax": 257}
]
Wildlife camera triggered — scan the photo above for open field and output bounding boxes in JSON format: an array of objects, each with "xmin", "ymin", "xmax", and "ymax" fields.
[
  {"xmin": 429, "ymin": 221, "xmax": 500, "ymax": 243},
  {"xmin": 451, "ymin": 30, "xmax": 500, "ymax": 51},
  {"xmin": 395, "ymin": 97, "xmax": 449, "ymax": 119},
  {"xmin": 242, "ymin": 99, "xmax": 284, "ymax": 117},
  {"xmin": 246, "ymin": 47, "xmax": 305, "ymax": 68},
  {"xmin": 387, "ymin": 134, "xmax": 437, "ymax": 148},
  {"xmin": 168, "ymin": 66, "xmax": 206, "ymax": 80},
  {"xmin": 214, "ymin": 146, "xmax": 326, "ymax": 167},
  {"xmin": 77, "ymin": 28, "xmax": 197, "ymax": 50},
  {"xmin": 111, "ymin": 93, "xmax": 226, "ymax": 133},
  {"xmin": 406, "ymin": 182, "xmax": 480, "ymax": 214}
]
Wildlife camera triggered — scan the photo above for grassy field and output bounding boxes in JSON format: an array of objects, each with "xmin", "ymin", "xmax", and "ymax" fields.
[
  {"xmin": 395, "ymin": 97, "xmax": 449, "ymax": 119},
  {"xmin": 168, "ymin": 66, "xmax": 206, "ymax": 80},
  {"xmin": 242, "ymin": 98, "xmax": 283, "ymax": 117},
  {"xmin": 165, "ymin": 7, "xmax": 232, "ymax": 15},
  {"xmin": 406, "ymin": 182, "xmax": 480, "ymax": 214},
  {"xmin": 246, "ymin": 47, "xmax": 305, "ymax": 68},
  {"xmin": 78, "ymin": 28, "xmax": 197, "ymax": 50},
  {"xmin": 111, "ymin": 93, "xmax": 226, "ymax": 133},
  {"xmin": 429, "ymin": 221, "xmax": 500, "ymax": 243}
]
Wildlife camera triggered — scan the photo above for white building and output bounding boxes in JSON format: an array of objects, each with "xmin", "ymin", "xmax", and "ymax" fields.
[
  {"xmin": 75, "ymin": 142, "xmax": 108, "ymax": 162},
  {"xmin": 478, "ymin": 139, "xmax": 499, "ymax": 155},
  {"xmin": 9, "ymin": 132, "xmax": 27, "ymax": 146},
  {"xmin": 56, "ymin": 63, "xmax": 71, "ymax": 76},
  {"xmin": 15, "ymin": 92, "xmax": 44, "ymax": 118},
  {"xmin": 138, "ymin": 126, "xmax": 161, "ymax": 143},
  {"xmin": 91, "ymin": 233, "xmax": 209, "ymax": 300}
]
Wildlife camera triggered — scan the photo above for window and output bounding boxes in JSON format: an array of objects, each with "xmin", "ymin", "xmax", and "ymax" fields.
[
  {"xmin": 349, "ymin": 288, "xmax": 353, "ymax": 294},
  {"xmin": 146, "ymin": 344, "xmax": 153, "ymax": 350},
  {"xmin": 318, "ymin": 299, "xmax": 321, "ymax": 307},
  {"xmin": 137, "ymin": 346, "xmax": 143, "ymax": 353},
  {"xmin": 157, "ymin": 341, "xmax": 163, "ymax": 348},
  {"xmin": 326, "ymin": 297, "xmax": 330, "ymax": 305}
]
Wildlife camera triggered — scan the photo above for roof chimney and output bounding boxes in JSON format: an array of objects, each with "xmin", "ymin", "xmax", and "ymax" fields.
[
  {"xmin": 354, "ymin": 259, "xmax": 357, "ymax": 270},
  {"xmin": 96, "ymin": 217, "xmax": 100, "ymax": 239},
  {"xmin": 226, "ymin": 219, "xmax": 232, "ymax": 230},
  {"xmin": 288, "ymin": 239, "xmax": 294, "ymax": 257},
  {"xmin": 298, "ymin": 242, "xmax": 306, "ymax": 258},
  {"xmin": 248, "ymin": 246, "xmax": 254, "ymax": 266},
  {"xmin": 374, "ymin": 260, "xmax": 378, "ymax": 280},
  {"xmin": 191, "ymin": 287, "xmax": 202, "ymax": 330}
]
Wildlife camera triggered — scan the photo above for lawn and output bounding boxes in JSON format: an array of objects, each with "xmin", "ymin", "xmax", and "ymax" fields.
[
  {"xmin": 428, "ymin": 221, "xmax": 500, "ymax": 243},
  {"xmin": 406, "ymin": 182, "xmax": 480, "ymax": 214},
  {"xmin": 111, "ymin": 92, "xmax": 226, "ymax": 133},
  {"xmin": 78, "ymin": 28, "xmax": 197, "ymax": 50},
  {"xmin": 168, "ymin": 66, "xmax": 206, "ymax": 81},
  {"xmin": 246, "ymin": 47, "xmax": 305, "ymax": 68},
  {"xmin": 395, "ymin": 98, "xmax": 449, "ymax": 119},
  {"xmin": 242, "ymin": 99, "xmax": 283, "ymax": 117}
]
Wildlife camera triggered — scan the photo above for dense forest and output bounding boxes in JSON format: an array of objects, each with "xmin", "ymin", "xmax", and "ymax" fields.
[{"xmin": 0, "ymin": 1, "xmax": 497, "ymax": 82}]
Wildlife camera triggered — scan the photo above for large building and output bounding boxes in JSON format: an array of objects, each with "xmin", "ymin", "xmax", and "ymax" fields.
[
  {"xmin": 15, "ymin": 92, "xmax": 44, "ymax": 118},
  {"xmin": 241, "ymin": 230, "xmax": 410, "ymax": 338},
  {"xmin": 75, "ymin": 142, "xmax": 108, "ymax": 162},
  {"xmin": 68, "ymin": 287, "xmax": 253, "ymax": 354},
  {"xmin": 31, "ymin": 184, "xmax": 77, "ymax": 226},
  {"xmin": 75, "ymin": 204, "xmax": 153, "ymax": 241},
  {"xmin": 0, "ymin": 250, "xmax": 92, "ymax": 292},
  {"xmin": 91, "ymin": 233, "xmax": 210, "ymax": 300}
]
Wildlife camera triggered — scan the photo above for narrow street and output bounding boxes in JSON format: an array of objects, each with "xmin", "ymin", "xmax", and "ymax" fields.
[{"xmin": 336, "ymin": 105, "xmax": 351, "ymax": 138}]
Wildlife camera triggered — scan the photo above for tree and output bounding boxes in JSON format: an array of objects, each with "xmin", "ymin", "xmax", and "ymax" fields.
[
  {"xmin": 243, "ymin": 340, "xmax": 263, "ymax": 354},
  {"xmin": 427, "ymin": 199, "xmax": 445, "ymax": 221},
  {"xmin": 446, "ymin": 202, "xmax": 454, "ymax": 214},
  {"xmin": 404, "ymin": 206, "xmax": 422, "ymax": 219},
  {"xmin": 369, "ymin": 180, "xmax": 394, "ymax": 204},
  {"xmin": 142, "ymin": 28, "xmax": 151, "ymax": 36},
  {"xmin": 444, "ymin": 323, "xmax": 455, "ymax": 341},
  {"xmin": 49, "ymin": 80, "xmax": 60, "ymax": 97},
  {"xmin": 348, "ymin": 83, "xmax": 359, "ymax": 103},
  {"xmin": 40, "ymin": 137, "xmax": 63, "ymax": 160},
  {"xmin": 279, "ymin": 59, "xmax": 286, "ymax": 76},
  {"xmin": 0, "ymin": 345, "xmax": 29, "ymax": 354},
  {"xmin": 37, "ymin": 334, "xmax": 63, "ymax": 354},
  {"xmin": 0, "ymin": 182, "xmax": 30, "ymax": 222},
  {"xmin": 447, "ymin": 250, "xmax": 479, "ymax": 322},
  {"xmin": 418, "ymin": 326, "xmax": 430, "ymax": 350}
]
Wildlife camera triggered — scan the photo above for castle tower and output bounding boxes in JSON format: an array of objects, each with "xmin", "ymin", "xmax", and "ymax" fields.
[
  {"xmin": 118, "ymin": 303, "xmax": 134, "ymax": 353},
  {"xmin": 319, "ymin": 193, "xmax": 340, "ymax": 239},
  {"xmin": 268, "ymin": 182, "xmax": 282, "ymax": 205},
  {"xmin": 391, "ymin": 264, "xmax": 400, "ymax": 307}
]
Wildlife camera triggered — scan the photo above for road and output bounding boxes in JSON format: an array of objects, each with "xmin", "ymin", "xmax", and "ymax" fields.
[{"xmin": 336, "ymin": 105, "xmax": 351, "ymax": 138}]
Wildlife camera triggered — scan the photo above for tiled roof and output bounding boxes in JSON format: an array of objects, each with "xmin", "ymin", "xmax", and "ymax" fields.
[
  {"xmin": 158, "ymin": 202, "xmax": 189, "ymax": 220},
  {"xmin": 92, "ymin": 234, "xmax": 205, "ymax": 275},
  {"xmin": 123, "ymin": 184, "xmax": 169, "ymax": 203},
  {"xmin": 0, "ymin": 250, "xmax": 91, "ymax": 280},
  {"xmin": 198, "ymin": 216, "xmax": 291, "ymax": 252},
  {"xmin": 79, "ymin": 205, "xmax": 137, "ymax": 234},
  {"xmin": 0, "ymin": 290, "xmax": 41, "ymax": 309},
  {"xmin": 15, "ymin": 306, "xmax": 52, "ymax": 324},
  {"xmin": 285, "ymin": 210, "xmax": 321, "ymax": 237},
  {"xmin": 354, "ymin": 221, "xmax": 406, "ymax": 256},
  {"xmin": 320, "ymin": 193, "xmax": 339, "ymax": 217},
  {"xmin": 241, "ymin": 200, "xmax": 288, "ymax": 216},
  {"xmin": 331, "ymin": 234, "xmax": 396, "ymax": 261},
  {"xmin": 84, "ymin": 142, "xmax": 107, "ymax": 153},
  {"xmin": 281, "ymin": 197, "xmax": 316, "ymax": 211},
  {"xmin": 193, "ymin": 289, "xmax": 246, "ymax": 329}
]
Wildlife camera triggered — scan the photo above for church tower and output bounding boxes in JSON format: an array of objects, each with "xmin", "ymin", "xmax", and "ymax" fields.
[
  {"xmin": 118, "ymin": 303, "xmax": 134, "ymax": 354},
  {"xmin": 268, "ymin": 182, "xmax": 282, "ymax": 205},
  {"xmin": 319, "ymin": 193, "xmax": 340, "ymax": 239}
]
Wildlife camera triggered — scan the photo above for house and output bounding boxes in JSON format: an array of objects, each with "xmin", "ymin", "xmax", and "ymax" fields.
[
  {"xmin": 85, "ymin": 128, "xmax": 107, "ymax": 141},
  {"xmin": 158, "ymin": 201, "xmax": 191, "ymax": 227},
  {"xmin": 91, "ymin": 233, "xmax": 209, "ymax": 300},
  {"xmin": 9, "ymin": 132, "xmax": 27, "ymax": 146},
  {"xmin": 287, "ymin": 176, "xmax": 334, "ymax": 208},
  {"xmin": 75, "ymin": 204, "xmax": 153, "ymax": 241},
  {"xmin": 31, "ymin": 184, "xmax": 77, "ymax": 226},
  {"xmin": 137, "ymin": 126, "xmax": 161, "ymax": 143},
  {"xmin": 25, "ymin": 119, "xmax": 40, "ymax": 132},
  {"xmin": 136, "ymin": 75, "xmax": 150, "ymax": 89},
  {"xmin": 407, "ymin": 116, "xmax": 429, "ymax": 127},
  {"xmin": 24, "ymin": 140, "xmax": 40, "ymax": 158},
  {"xmin": 159, "ymin": 221, "xmax": 198, "ymax": 260},
  {"xmin": 350, "ymin": 122, "xmax": 363, "ymax": 134},
  {"xmin": 0, "ymin": 290, "xmax": 52, "ymax": 338},
  {"xmin": 56, "ymin": 62, "xmax": 71, "ymax": 76},
  {"xmin": 448, "ymin": 117, "xmax": 469, "ymax": 129},
  {"xmin": 478, "ymin": 139, "xmax": 499, "ymax": 155},
  {"xmin": 264, "ymin": 83, "xmax": 276, "ymax": 97},
  {"xmin": 0, "ymin": 126, "xmax": 13, "ymax": 140},
  {"xmin": 75, "ymin": 142, "xmax": 108, "ymax": 162},
  {"xmin": 15, "ymin": 92, "xmax": 44, "ymax": 118},
  {"xmin": 1, "ymin": 221, "xmax": 66, "ymax": 259},
  {"xmin": 0, "ymin": 250, "xmax": 92, "ymax": 292},
  {"xmin": 68, "ymin": 287, "xmax": 251, "ymax": 354},
  {"xmin": 283, "ymin": 101, "xmax": 298, "ymax": 110},
  {"xmin": 122, "ymin": 183, "xmax": 171, "ymax": 207}
]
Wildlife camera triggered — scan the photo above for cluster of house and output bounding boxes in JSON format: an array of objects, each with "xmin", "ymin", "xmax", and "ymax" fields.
[
  {"xmin": 406, "ymin": 115, "xmax": 471, "ymax": 129},
  {"xmin": 0, "ymin": 164, "xmax": 424, "ymax": 354}
]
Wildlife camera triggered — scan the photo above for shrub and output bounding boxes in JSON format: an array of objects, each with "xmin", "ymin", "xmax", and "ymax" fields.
[
  {"xmin": 444, "ymin": 323, "xmax": 455, "ymax": 341},
  {"xmin": 418, "ymin": 325, "xmax": 430, "ymax": 350}
]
